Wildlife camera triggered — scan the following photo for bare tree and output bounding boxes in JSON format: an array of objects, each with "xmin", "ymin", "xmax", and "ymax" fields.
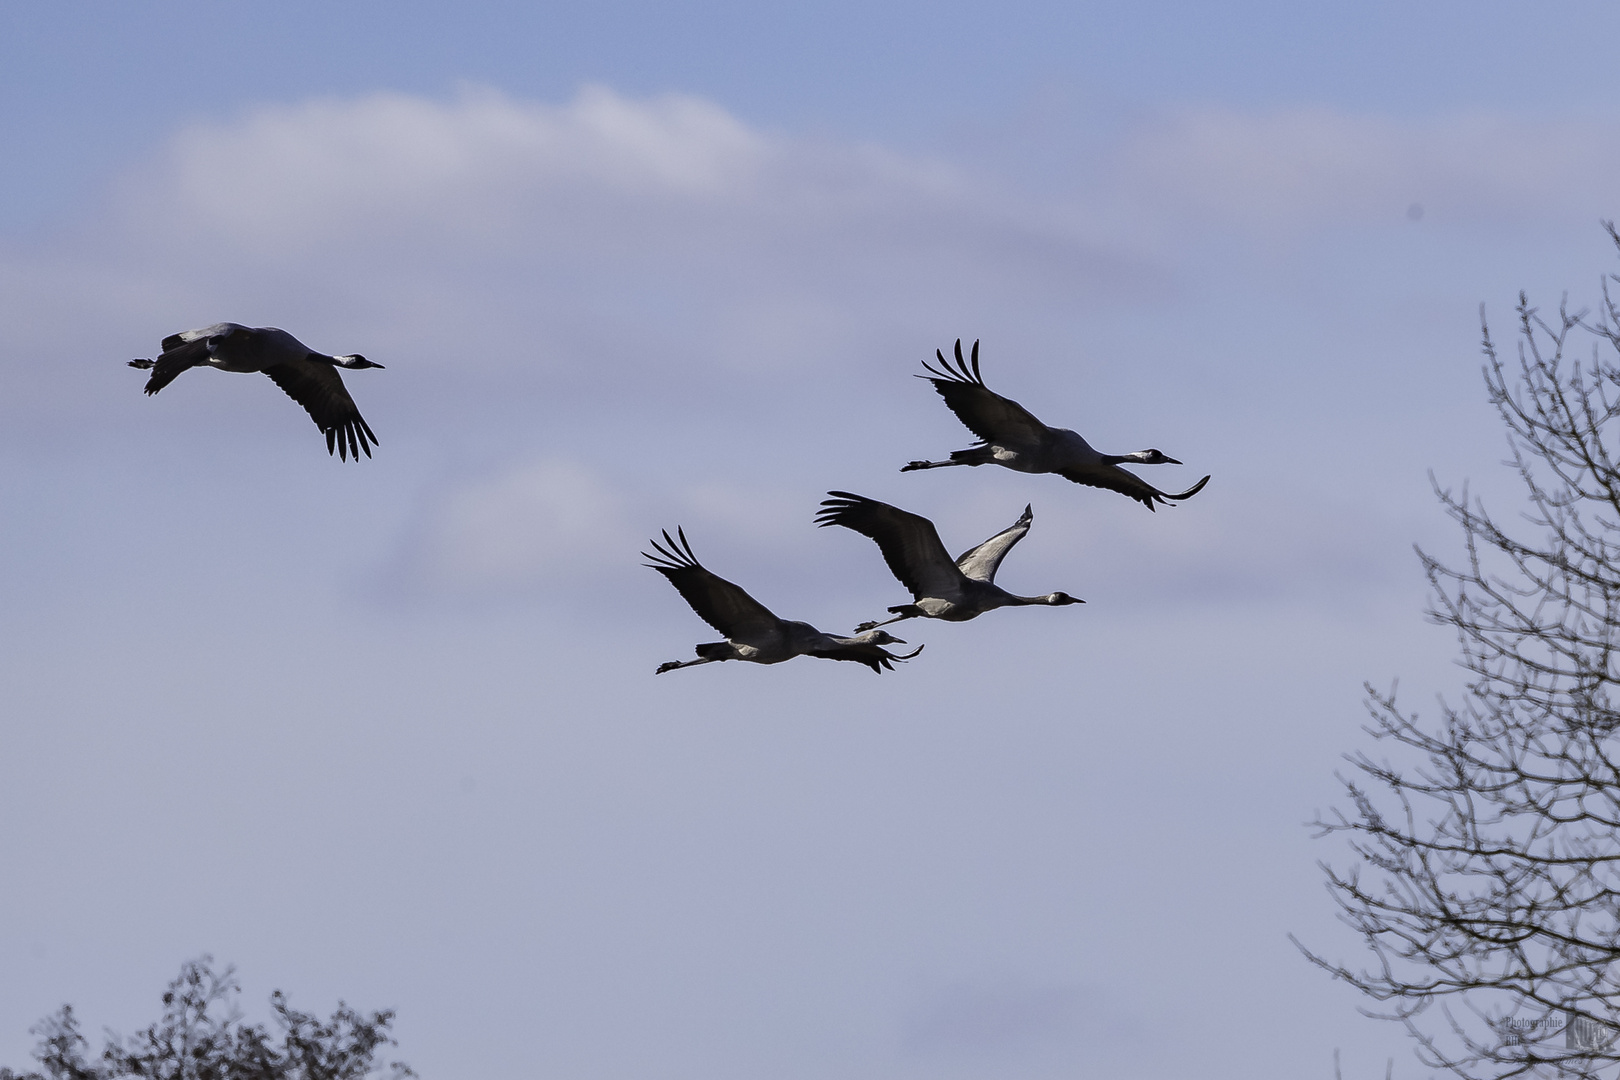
[
  {"xmin": 0, "ymin": 957, "xmax": 414, "ymax": 1080},
  {"xmin": 1299, "ymin": 226, "xmax": 1620, "ymax": 1079}
]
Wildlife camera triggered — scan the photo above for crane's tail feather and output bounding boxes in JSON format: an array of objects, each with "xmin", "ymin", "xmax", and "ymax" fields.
[{"xmin": 131, "ymin": 337, "xmax": 211, "ymax": 395}]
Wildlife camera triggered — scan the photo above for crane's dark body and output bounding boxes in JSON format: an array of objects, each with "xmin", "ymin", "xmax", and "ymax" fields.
[
  {"xmin": 816, "ymin": 492, "xmax": 1083, "ymax": 630},
  {"xmin": 902, "ymin": 340, "xmax": 1209, "ymax": 510},
  {"xmin": 129, "ymin": 323, "xmax": 382, "ymax": 460},
  {"xmin": 645, "ymin": 528, "xmax": 922, "ymax": 674}
]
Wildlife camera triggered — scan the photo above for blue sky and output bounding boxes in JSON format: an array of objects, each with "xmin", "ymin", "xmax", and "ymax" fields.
[{"xmin": 4, "ymin": 3, "xmax": 1620, "ymax": 1078}]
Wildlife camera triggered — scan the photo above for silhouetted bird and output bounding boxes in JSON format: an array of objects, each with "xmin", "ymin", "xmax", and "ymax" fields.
[
  {"xmin": 902, "ymin": 339, "xmax": 1208, "ymax": 510},
  {"xmin": 129, "ymin": 323, "xmax": 383, "ymax": 460},
  {"xmin": 816, "ymin": 492, "xmax": 1083, "ymax": 630},
  {"xmin": 645, "ymin": 527, "xmax": 923, "ymax": 674}
]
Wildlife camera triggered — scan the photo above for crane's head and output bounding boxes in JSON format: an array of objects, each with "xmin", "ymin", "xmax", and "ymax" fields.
[
  {"xmin": 861, "ymin": 630, "xmax": 907, "ymax": 646},
  {"xmin": 1044, "ymin": 592, "xmax": 1085, "ymax": 606},
  {"xmin": 1128, "ymin": 448, "xmax": 1180, "ymax": 465},
  {"xmin": 334, "ymin": 354, "xmax": 385, "ymax": 370}
]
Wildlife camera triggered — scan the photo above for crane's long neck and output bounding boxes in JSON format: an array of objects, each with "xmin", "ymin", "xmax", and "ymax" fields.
[
  {"xmin": 1007, "ymin": 593, "xmax": 1071, "ymax": 607},
  {"xmin": 312, "ymin": 352, "xmax": 377, "ymax": 369}
]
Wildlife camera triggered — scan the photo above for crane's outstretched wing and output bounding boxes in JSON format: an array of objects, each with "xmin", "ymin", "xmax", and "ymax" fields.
[
  {"xmin": 129, "ymin": 323, "xmax": 247, "ymax": 395},
  {"xmin": 954, "ymin": 504, "xmax": 1033, "ymax": 582},
  {"xmin": 918, "ymin": 339, "xmax": 1050, "ymax": 447},
  {"xmin": 643, "ymin": 528, "xmax": 783, "ymax": 640},
  {"xmin": 263, "ymin": 358, "xmax": 379, "ymax": 461},
  {"xmin": 1058, "ymin": 466, "xmax": 1210, "ymax": 511},
  {"xmin": 816, "ymin": 492, "xmax": 961, "ymax": 601}
]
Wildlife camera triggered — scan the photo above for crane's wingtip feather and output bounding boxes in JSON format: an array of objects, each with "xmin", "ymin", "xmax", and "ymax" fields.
[{"xmin": 1168, "ymin": 474, "xmax": 1212, "ymax": 500}]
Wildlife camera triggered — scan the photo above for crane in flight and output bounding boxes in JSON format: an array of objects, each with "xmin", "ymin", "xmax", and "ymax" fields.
[
  {"xmin": 816, "ymin": 492, "xmax": 1083, "ymax": 631},
  {"xmin": 129, "ymin": 323, "xmax": 383, "ymax": 460},
  {"xmin": 645, "ymin": 527, "xmax": 923, "ymax": 675},
  {"xmin": 902, "ymin": 339, "xmax": 1208, "ymax": 510}
]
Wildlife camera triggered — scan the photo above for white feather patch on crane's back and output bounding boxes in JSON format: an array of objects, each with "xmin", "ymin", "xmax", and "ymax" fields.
[{"xmin": 179, "ymin": 324, "xmax": 236, "ymax": 343}]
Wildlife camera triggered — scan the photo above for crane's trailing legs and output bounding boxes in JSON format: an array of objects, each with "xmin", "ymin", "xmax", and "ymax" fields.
[
  {"xmin": 655, "ymin": 640, "xmax": 735, "ymax": 674},
  {"xmin": 655, "ymin": 656, "xmax": 719, "ymax": 675},
  {"xmin": 855, "ymin": 606, "xmax": 924, "ymax": 632}
]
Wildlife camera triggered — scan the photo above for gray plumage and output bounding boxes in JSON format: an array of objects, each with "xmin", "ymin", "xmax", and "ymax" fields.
[
  {"xmin": 902, "ymin": 339, "xmax": 1209, "ymax": 510},
  {"xmin": 644, "ymin": 527, "xmax": 923, "ymax": 674},
  {"xmin": 816, "ymin": 492, "xmax": 1083, "ymax": 631},
  {"xmin": 128, "ymin": 323, "xmax": 383, "ymax": 460}
]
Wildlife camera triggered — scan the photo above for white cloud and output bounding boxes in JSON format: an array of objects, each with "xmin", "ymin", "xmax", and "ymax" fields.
[
  {"xmin": 0, "ymin": 83, "xmax": 1157, "ymax": 444},
  {"xmin": 132, "ymin": 85, "xmax": 768, "ymax": 255},
  {"xmin": 32, "ymin": 86, "xmax": 1606, "ymax": 445},
  {"xmin": 94, "ymin": 83, "xmax": 1125, "ymax": 292},
  {"xmin": 10, "ymin": 89, "xmax": 1616, "ymax": 368}
]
